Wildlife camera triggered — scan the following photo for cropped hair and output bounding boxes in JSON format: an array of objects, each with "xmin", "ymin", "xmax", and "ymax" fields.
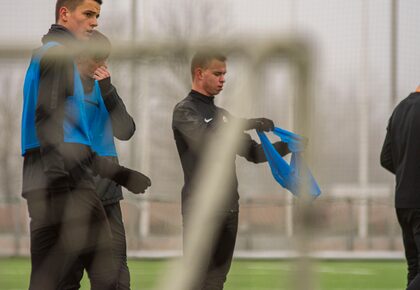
[
  {"xmin": 55, "ymin": 0, "xmax": 102, "ymax": 22},
  {"xmin": 191, "ymin": 51, "xmax": 227, "ymax": 79}
]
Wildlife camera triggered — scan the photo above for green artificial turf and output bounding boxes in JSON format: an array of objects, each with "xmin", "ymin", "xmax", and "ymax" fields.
[{"xmin": 0, "ymin": 258, "xmax": 407, "ymax": 290}]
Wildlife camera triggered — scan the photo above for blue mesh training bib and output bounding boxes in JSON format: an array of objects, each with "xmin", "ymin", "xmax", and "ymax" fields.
[
  {"xmin": 21, "ymin": 42, "xmax": 91, "ymax": 155},
  {"xmin": 84, "ymin": 80, "xmax": 117, "ymax": 157}
]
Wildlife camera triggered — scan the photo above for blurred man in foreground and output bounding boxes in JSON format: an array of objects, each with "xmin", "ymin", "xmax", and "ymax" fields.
[{"xmin": 63, "ymin": 30, "xmax": 138, "ymax": 290}]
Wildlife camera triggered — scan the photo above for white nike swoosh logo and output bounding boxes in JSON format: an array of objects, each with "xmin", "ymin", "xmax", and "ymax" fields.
[{"xmin": 204, "ymin": 118, "xmax": 213, "ymax": 123}]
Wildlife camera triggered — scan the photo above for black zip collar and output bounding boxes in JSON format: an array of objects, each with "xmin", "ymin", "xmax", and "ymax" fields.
[
  {"xmin": 190, "ymin": 90, "xmax": 215, "ymax": 105},
  {"xmin": 42, "ymin": 24, "xmax": 77, "ymax": 46}
]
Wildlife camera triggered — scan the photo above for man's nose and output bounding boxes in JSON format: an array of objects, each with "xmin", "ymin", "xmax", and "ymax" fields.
[{"xmin": 91, "ymin": 17, "xmax": 98, "ymax": 28}]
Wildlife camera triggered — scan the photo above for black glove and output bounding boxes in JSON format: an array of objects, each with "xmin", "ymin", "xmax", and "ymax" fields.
[
  {"xmin": 91, "ymin": 154, "xmax": 151, "ymax": 194},
  {"xmin": 245, "ymin": 118, "xmax": 275, "ymax": 132},
  {"xmin": 273, "ymin": 141, "xmax": 291, "ymax": 156},
  {"xmin": 113, "ymin": 167, "xmax": 152, "ymax": 194}
]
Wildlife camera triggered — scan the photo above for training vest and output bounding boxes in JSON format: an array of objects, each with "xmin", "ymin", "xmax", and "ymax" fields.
[
  {"xmin": 84, "ymin": 80, "xmax": 117, "ymax": 157},
  {"xmin": 21, "ymin": 42, "xmax": 91, "ymax": 155},
  {"xmin": 257, "ymin": 127, "xmax": 321, "ymax": 198}
]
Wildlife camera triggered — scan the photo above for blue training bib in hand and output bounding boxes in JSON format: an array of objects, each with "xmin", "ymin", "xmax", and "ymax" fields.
[{"xmin": 257, "ymin": 127, "xmax": 321, "ymax": 198}]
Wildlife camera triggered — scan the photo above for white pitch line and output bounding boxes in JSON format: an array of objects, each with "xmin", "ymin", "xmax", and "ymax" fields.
[
  {"xmin": 224, "ymin": 288, "xmax": 399, "ymax": 290},
  {"xmin": 246, "ymin": 264, "xmax": 290, "ymax": 271},
  {"xmin": 330, "ymin": 289, "xmax": 400, "ymax": 290},
  {"xmin": 317, "ymin": 266, "xmax": 374, "ymax": 275},
  {"xmin": 223, "ymin": 288, "xmax": 287, "ymax": 290},
  {"xmin": 246, "ymin": 265, "xmax": 374, "ymax": 275}
]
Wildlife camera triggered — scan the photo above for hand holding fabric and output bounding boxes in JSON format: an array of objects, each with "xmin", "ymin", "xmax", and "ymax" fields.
[
  {"xmin": 245, "ymin": 118, "xmax": 275, "ymax": 132},
  {"xmin": 273, "ymin": 141, "xmax": 291, "ymax": 156}
]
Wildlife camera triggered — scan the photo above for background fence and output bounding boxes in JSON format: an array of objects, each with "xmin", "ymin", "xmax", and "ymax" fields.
[{"xmin": 1, "ymin": 0, "xmax": 419, "ymax": 258}]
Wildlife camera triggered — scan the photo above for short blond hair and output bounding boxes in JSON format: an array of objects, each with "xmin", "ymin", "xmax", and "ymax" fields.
[{"xmin": 191, "ymin": 51, "xmax": 226, "ymax": 79}]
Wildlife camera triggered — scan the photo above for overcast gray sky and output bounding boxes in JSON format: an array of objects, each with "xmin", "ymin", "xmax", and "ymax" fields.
[
  {"xmin": 1, "ymin": 0, "xmax": 418, "ymax": 97},
  {"xmin": 1, "ymin": 0, "xmax": 420, "ymax": 186}
]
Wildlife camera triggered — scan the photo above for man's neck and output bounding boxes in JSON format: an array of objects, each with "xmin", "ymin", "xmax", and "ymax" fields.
[
  {"xmin": 191, "ymin": 85, "xmax": 211, "ymax": 97},
  {"xmin": 54, "ymin": 22, "xmax": 74, "ymax": 37}
]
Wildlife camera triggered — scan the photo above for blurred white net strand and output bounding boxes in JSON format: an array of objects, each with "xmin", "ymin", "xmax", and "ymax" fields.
[
  {"xmin": 110, "ymin": 40, "xmax": 316, "ymax": 290},
  {"xmin": 0, "ymin": 0, "xmax": 407, "ymax": 261},
  {"xmin": 0, "ymin": 38, "xmax": 315, "ymax": 290}
]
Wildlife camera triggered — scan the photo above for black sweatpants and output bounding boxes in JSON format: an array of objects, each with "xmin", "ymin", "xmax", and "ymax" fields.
[
  {"xmin": 62, "ymin": 201, "xmax": 130, "ymax": 290},
  {"xmin": 183, "ymin": 211, "xmax": 238, "ymax": 290},
  {"xmin": 26, "ymin": 189, "xmax": 117, "ymax": 290},
  {"xmin": 397, "ymin": 208, "xmax": 420, "ymax": 290}
]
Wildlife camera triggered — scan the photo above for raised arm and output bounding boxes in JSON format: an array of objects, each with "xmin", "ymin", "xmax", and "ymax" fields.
[{"xmin": 98, "ymin": 75, "xmax": 136, "ymax": 140}]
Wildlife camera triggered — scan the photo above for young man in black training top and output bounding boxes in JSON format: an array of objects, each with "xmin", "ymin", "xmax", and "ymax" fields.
[
  {"xmin": 62, "ymin": 30, "xmax": 135, "ymax": 290},
  {"xmin": 381, "ymin": 85, "xmax": 420, "ymax": 290},
  {"xmin": 21, "ymin": 1, "xmax": 150, "ymax": 289},
  {"xmin": 172, "ymin": 52, "xmax": 290, "ymax": 290}
]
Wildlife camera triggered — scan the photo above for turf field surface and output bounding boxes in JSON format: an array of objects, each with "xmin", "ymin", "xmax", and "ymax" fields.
[{"xmin": 0, "ymin": 258, "xmax": 407, "ymax": 290}]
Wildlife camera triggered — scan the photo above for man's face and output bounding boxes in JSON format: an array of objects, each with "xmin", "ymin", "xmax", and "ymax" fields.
[
  {"xmin": 78, "ymin": 56, "xmax": 106, "ymax": 79},
  {"xmin": 62, "ymin": 0, "xmax": 101, "ymax": 40},
  {"xmin": 201, "ymin": 59, "xmax": 226, "ymax": 96}
]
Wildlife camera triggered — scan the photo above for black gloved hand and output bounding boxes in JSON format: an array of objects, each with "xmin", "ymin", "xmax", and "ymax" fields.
[
  {"xmin": 113, "ymin": 167, "xmax": 152, "ymax": 194},
  {"xmin": 90, "ymin": 154, "xmax": 151, "ymax": 193},
  {"xmin": 273, "ymin": 141, "xmax": 291, "ymax": 156},
  {"xmin": 245, "ymin": 118, "xmax": 275, "ymax": 132}
]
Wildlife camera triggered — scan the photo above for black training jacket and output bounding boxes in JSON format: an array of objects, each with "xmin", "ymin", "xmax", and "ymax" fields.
[
  {"xmin": 381, "ymin": 92, "xmax": 420, "ymax": 208},
  {"xmin": 172, "ymin": 90, "xmax": 289, "ymax": 213},
  {"xmin": 22, "ymin": 25, "xmax": 124, "ymax": 197},
  {"xmin": 82, "ymin": 76, "xmax": 136, "ymax": 205}
]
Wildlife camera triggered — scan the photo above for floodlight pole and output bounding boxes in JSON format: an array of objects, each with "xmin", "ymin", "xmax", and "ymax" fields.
[
  {"xmin": 130, "ymin": 0, "xmax": 151, "ymax": 242},
  {"xmin": 285, "ymin": 0, "xmax": 298, "ymax": 238},
  {"xmin": 358, "ymin": 0, "xmax": 370, "ymax": 240},
  {"xmin": 390, "ymin": 0, "xmax": 398, "ymax": 106},
  {"xmin": 129, "ymin": 0, "xmax": 138, "ymax": 167},
  {"xmin": 388, "ymin": 0, "xmax": 399, "ymax": 250}
]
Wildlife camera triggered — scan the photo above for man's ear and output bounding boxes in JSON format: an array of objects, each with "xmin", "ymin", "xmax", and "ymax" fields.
[
  {"xmin": 195, "ymin": 68, "xmax": 204, "ymax": 80},
  {"xmin": 59, "ymin": 7, "xmax": 70, "ymax": 23}
]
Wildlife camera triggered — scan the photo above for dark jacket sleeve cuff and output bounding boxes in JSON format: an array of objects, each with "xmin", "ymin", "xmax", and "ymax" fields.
[
  {"xmin": 98, "ymin": 77, "xmax": 113, "ymax": 96},
  {"xmin": 98, "ymin": 78, "xmax": 118, "ymax": 110}
]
